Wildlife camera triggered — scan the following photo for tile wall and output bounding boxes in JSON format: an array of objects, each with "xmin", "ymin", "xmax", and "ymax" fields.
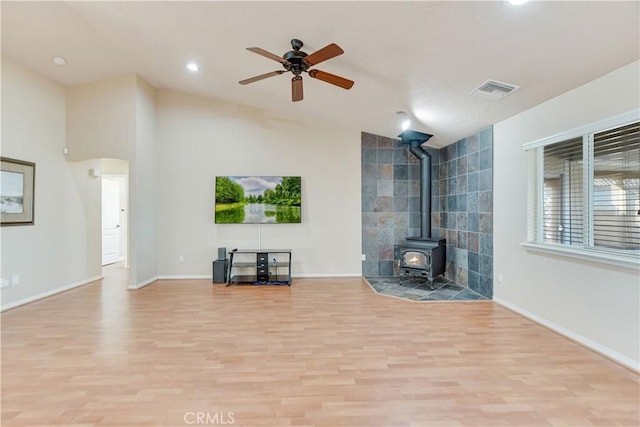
[
  {"xmin": 361, "ymin": 132, "xmax": 440, "ymax": 277},
  {"xmin": 361, "ymin": 127, "xmax": 493, "ymax": 298},
  {"xmin": 438, "ymin": 127, "xmax": 494, "ymax": 298}
]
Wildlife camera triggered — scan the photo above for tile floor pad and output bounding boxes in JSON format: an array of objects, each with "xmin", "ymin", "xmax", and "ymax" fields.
[{"xmin": 365, "ymin": 276, "xmax": 488, "ymax": 302}]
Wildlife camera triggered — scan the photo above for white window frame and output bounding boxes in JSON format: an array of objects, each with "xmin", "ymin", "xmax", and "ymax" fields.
[{"xmin": 522, "ymin": 109, "xmax": 640, "ymax": 270}]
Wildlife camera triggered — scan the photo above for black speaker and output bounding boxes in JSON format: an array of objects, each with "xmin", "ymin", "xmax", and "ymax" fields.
[
  {"xmin": 212, "ymin": 260, "xmax": 227, "ymax": 283},
  {"xmin": 217, "ymin": 247, "xmax": 227, "ymax": 260}
]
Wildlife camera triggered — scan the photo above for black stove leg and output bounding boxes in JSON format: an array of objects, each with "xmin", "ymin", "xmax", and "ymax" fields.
[
  {"xmin": 427, "ymin": 278, "xmax": 435, "ymax": 290},
  {"xmin": 398, "ymin": 276, "xmax": 414, "ymax": 287}
]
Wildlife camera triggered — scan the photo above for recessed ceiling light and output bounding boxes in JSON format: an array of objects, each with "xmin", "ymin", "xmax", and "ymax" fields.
[
  {"xmin": 186, "ymin": 62, "xmax": 199, "ymax": 72},
  {"xmin": 52, "ymin": 56, "xmax": 67, "ymax": 66}
]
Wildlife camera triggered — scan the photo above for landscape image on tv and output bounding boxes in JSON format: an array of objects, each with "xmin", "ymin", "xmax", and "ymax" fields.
[{"xmin": 215, "ymin": 176, "xmax": 301, "ymax": 224}]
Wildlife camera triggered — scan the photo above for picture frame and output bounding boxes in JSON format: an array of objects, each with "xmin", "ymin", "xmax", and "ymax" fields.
[
  {"xmin": 215, "ymin": 176, "xmax": 302, "ymax": 224},
  {"xmin": 1, "ymin": 157, "xmax": 35, "ymax": 226}
]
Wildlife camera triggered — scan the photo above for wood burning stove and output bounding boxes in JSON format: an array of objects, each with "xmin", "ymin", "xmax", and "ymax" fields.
[
  {"xmin": 397, "ymin": 130, "xmax": 446, "ymax": 289},
  {"xmin": 398, "ymin": 238, "xmax": 446, "ymax": 289}
]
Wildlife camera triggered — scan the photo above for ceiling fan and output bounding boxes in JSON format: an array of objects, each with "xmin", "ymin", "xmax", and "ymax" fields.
[{"xmin": 239, "ymin": 38, "xmax": 354, "ymax": 102}]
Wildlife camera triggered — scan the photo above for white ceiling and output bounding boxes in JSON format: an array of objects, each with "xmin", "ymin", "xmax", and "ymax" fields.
[{"xmin": 2, "ymin": 1, "xmax": 639, "ymax": 147}]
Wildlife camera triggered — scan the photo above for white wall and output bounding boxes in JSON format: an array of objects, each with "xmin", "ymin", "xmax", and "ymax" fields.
[
  {"xmin": 494, "ymin": 61, "xmax": 640, "ymax": 369},
  {"xmin": 66, "ymin": 74, "xmax": 159, "ymax": 288},
  {"xmin": 156, "ymin": 91, "xmax": 362, "ymax": 277},
  {"xmin": 66, "ymin": 75, "xmax": 136, "ymax": 162},
  {"xmin": 132, "ymin": 77, "xmax": 158, "ymax": 286},
  {"xmin": 102, "ymin": 158, "xmax": 129, "ymax": 175},
  {"xmin": 1, "ymin": 59, "xmax": 102, "ymax": 309}
]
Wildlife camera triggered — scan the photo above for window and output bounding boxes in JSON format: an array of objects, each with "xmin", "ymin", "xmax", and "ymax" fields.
[
  {"xmin": 524, "ymin": 111, "xmax": 640, "ymax": 264},
  {"xmin": 592, "ymin": 123, "xmax": 640, "ymax": 250},
  {"xmin": 542, "ymin": 136, "xmax": 584, "ymax": 245}
]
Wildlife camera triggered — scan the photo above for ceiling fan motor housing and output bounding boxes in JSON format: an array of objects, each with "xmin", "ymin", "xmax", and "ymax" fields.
[{"xmin": 283, "ymin": 49, "xmax": 309, "ymax": 75}]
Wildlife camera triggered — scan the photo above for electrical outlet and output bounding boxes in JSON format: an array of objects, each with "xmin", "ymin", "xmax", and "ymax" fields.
[
  {"xmin": 361, "ymin": 254, "xmax": 367, "ymax": 261},
  {"xmin": 11, "ymin": 275, "xmax": 20, "ymax": 286},
  {"xmin": 498, "ymin": 273, "xmax": 504, "ymax": 284},
  {"xmin": 178, "ymin": 255, "xmax": 184, "ymax": 262},
  {"xmin": 0, "ymin": 278, "xmax": 10, "ymax": 289}
]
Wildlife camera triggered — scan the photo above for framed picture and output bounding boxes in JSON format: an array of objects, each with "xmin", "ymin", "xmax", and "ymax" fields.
[
  {"xmin": 215, "ymin": 176, "xmax": 302, "ymax": 224},
  {"xmin": 1, "ymin": 157, "xmax": 35, "ymax": 226}
]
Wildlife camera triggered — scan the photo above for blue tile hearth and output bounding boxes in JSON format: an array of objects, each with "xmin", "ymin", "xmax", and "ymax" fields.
[{"xmin": 364, "ymin": 276, "xmax": 489, "ymax": 302}]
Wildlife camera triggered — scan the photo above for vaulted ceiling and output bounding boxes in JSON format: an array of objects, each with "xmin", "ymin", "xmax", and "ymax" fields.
[{"xmin": 2, "ymin": 1, "xmax": 639, "ymax": 147}]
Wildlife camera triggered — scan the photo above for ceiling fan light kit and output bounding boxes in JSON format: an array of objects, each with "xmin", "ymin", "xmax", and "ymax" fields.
[{"xmin": 239, "ymin": 38, "xmax": 354, "ymax": 102}]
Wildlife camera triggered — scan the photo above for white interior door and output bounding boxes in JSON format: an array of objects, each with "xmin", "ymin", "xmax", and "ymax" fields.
[{"xmin": 102, "ymin": 178, "xmax": 121, "ymax": 265}]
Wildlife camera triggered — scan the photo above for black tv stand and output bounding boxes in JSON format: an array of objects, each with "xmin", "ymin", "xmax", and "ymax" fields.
[{"xmin": 226, "ymin": 249, "xmax": 292, "ymax": 286}]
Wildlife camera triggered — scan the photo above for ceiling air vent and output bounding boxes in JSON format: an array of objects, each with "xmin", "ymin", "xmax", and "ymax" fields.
[{"xmin": 471, "ymin": 79, "xmax": 519, "ymax": 99}]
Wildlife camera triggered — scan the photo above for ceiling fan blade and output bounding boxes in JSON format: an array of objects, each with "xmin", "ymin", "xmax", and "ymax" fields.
[
  {"xmin": 304, "ymin": 43, "xmax": 344, "ymax": 66},
  {"xmin": 308, "ymin": 69, "xmax": 354, "ymax": 90},
  {"xmin": 292, "ymin": 76, "xmax": 303, "ymax": 102},
  {"xmin": 239, "ymin": 70, "xmax": 285, "ymax": 85},
  {"xmin": 247, "ymin": 47, "xmax": 288, "ymax": 64}
]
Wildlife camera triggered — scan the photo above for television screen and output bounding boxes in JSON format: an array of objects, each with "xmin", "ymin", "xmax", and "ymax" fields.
[{"xmin": 215, "ymin": 176, "xmax": 302, "ymax": 224}]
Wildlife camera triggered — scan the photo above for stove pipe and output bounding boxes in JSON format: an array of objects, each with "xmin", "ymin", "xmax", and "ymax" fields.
[{"xmin": 399, "ymin": 130, "xmax": 434, "ymax": 239}]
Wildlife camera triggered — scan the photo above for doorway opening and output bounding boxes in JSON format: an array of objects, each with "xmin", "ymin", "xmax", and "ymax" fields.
[{"xmin": 100, "ymin": 159, "xmax": 129, "ymax": 272}]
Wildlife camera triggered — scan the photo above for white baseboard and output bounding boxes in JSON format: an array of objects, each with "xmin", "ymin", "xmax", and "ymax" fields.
[
  {"xmin": 153, "ymin": 274, "xmax": 362, "ymax": 281},
  {"xmin": 493, "ymin": 296, "xmax": 639, "ymax": 372},
  {"xmin": 293, "ymin": 273, "xmax": 362, "ymax": 278},
  {"xmin": 1, "ymin": 275, "xmax": 103, "ymax": 312},
  {"xmin": 157, "ymin": 275, "xmax": 210, "ymax": 280},
  {"xmin": 128, "ymin": 276, "xmax": 159, "ymax": 290}
]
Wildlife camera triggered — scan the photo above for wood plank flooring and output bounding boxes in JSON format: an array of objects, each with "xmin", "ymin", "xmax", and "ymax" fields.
[{"xmin": 2, "ymin": 265, "xmax": 638, "ymax": 426}]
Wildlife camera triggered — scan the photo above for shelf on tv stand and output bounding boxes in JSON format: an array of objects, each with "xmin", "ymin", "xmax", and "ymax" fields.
[{"xmin": 226, "ymin": 249, "xmax": 292, "ymax": 286}]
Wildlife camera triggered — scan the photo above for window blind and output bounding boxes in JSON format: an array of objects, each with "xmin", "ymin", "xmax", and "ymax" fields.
[
  {"xmin": 543, "ymin": 137, "xmax": 584, "ymax": 246},
  {"xmin": 592, "ymin": 122, "xmax": 640, "ymax": 250},
  {"xmin": 527, "ymin": 149, "xmax": 540, "ymax": 242}
]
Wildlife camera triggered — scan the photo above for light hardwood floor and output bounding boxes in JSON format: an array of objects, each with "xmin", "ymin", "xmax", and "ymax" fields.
[{"xmin": 2, "ymin": 265, "xmax": 638, "ymax": 426}]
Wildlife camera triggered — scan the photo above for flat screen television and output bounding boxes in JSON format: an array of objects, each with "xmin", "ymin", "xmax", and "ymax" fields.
[{"xmin": 215, "ymin": 176, "xmax": 302, "ymax": 224}]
